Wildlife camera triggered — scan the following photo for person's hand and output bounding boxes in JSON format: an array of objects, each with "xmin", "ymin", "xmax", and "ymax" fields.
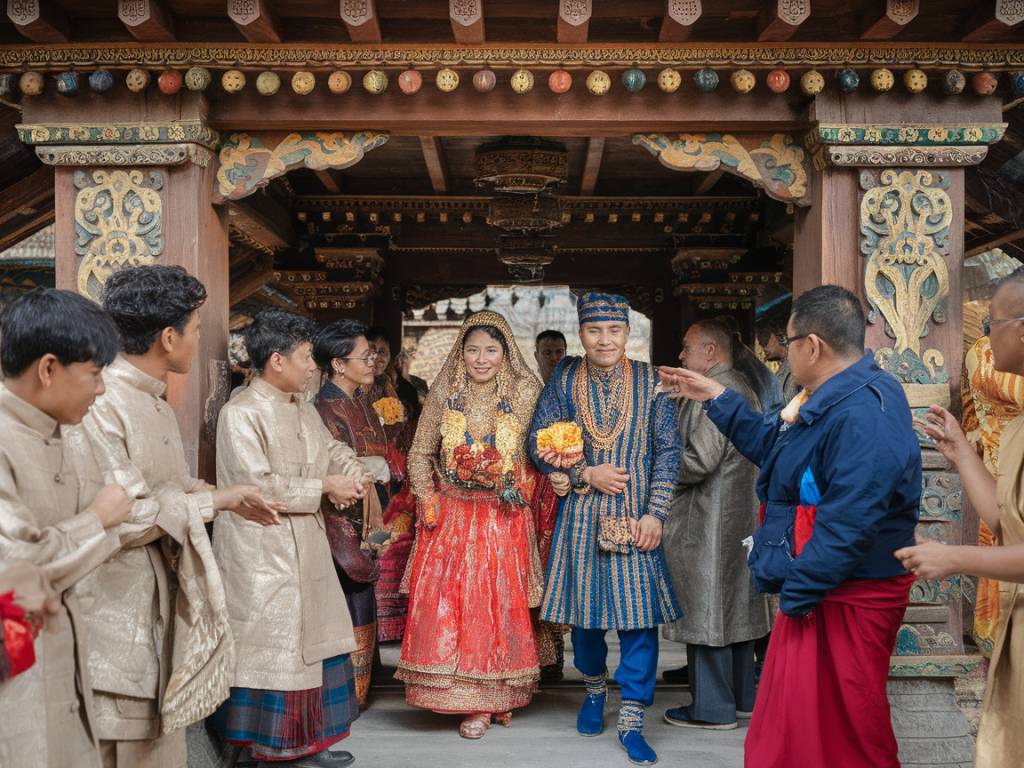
[
  {"xmin": 91, "ymin": 484, "xmax": 132, "ymax": 529},
  {"xmin": 214, "ymin": 485, "xmax": 283, "ymax": 525},
  {"xmin": 324, "ymin": 475, "xmax": 368, "ymax": 508},
  {"xmin": 550, "ymin": 472, "xmax": 571, "ymax": 497},
  {"xmin": 1, "ymin": 560, "xmax": 59, "ymax": 615},
  {"xmin": 915, "ymin": 406, "xmax": 973, "ymax": 468},
  {"xmin": 582, "ymin": 464, "xmax": 630, "ymax": 495},
  {"xmin": 894, "ymin": 534, "xmax": 958, "ymax": 581},
  {"xmin": 630, "ymin": 515, "xmax": 663, "ymax": 552},
  {"xmin": 657, "ymin": 366, "xmax": 726, "ymax": 402}
]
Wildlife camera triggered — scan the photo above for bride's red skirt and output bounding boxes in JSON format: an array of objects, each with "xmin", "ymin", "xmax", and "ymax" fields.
[{"xmin": 396, "ymin": 483, "xmax": 542, "ymax": 714}]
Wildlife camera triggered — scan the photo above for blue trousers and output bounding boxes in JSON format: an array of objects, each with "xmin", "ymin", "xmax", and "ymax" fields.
[{"xmin": 572, "ymin": 627, "xmax": 659, "ymax": 706}]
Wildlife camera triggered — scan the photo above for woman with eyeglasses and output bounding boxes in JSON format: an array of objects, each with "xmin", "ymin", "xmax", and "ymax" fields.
[{"xmin": 312, "ymin": 320, "xmax": 397, "ymax": 708}]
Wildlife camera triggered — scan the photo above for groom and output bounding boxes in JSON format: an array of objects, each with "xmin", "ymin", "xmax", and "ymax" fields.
[{"xmin": 530, "ymin": 292, "xmax": 681, "ymax": 766}]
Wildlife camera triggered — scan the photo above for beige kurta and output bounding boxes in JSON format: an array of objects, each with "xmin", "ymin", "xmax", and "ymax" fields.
[
  {"xmin": 65, "ymin": 357, "xmax": 216, "ymax": 766},
  {"xmin": 214, "ymin": 377, "xmax": 365, "ymax": 691},
  {"xmin": 975, "ymin": 414, "xmax": 1024, "ymax": 768},
  {"xmin": 0, "ymin": 385, "xmax": 120, "ymax": 768}
]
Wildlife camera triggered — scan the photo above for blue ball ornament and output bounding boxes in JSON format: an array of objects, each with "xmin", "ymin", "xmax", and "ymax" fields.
[
  {"xmin": 692, "ymin": 68, "xmax": 719, "ymax": 93},
  {"xmin": 622, "ymin": 67, "xmax": 646, "ymax": 93},
  {"xmin": 55, "ymin": 71, "xmax": 79, "ymax": 97},
  {"xmin": 837, "ymin": 68, "xmax": 860, "ymax": 94},
  {"xmin": 88, "ymin": 69, "xmax": 114, "ymax": 94},
  {"xmin": 1010, "ymin": 71, "xmax": 1024, "ymax": 97}
]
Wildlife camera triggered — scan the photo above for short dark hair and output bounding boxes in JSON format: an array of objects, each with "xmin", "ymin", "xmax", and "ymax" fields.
[
  {"xmin": 1, "ymin": 288, "xmax": 120, "ymax": 377},
  {"xmin": 790, "ymin": 285, "xmax": 866, "ymax": 356},
  {"xmin": 244, "ymin": 310, "xmax": 318, "ymax": 372},
  {"xmin": 364, "ymin": 325, "xmax": 390, "ymax": 345},
  {"xmin": 535, "ymin": 329, "xmax": 567, "ymax": 348},
  {"xmin": 463, "ymin": 324, "xmax": 509, "ymax": 354},
  {"xmin": 102, "ymin": 265, "xmax": 207, "ymax": 355},
  {"xmin": 313, "ymin": 319, "xmax": 368, "ymax": 374}
]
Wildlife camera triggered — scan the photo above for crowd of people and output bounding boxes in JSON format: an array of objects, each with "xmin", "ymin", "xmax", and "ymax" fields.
[{"xmin": 0, "ymin": 265, "xmax": 1022, "ymax": 768}]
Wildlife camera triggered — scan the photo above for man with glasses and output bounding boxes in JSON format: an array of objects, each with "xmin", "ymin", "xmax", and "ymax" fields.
[
  {"xmin": 756, "ymin": 317, "xmax": 800, "ymax": 404},
  {"xmin": 658, "ymin": 285, "xmax": 920, "ymax": 768}
]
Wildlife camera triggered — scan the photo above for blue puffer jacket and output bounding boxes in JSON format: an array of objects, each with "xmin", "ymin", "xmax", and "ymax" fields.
[{"xmin": 706, "ymin": 353, "xmax": 921, "ymax": 618}]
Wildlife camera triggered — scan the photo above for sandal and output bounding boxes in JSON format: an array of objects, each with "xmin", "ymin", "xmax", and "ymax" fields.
[
  {"xmin": 459, "ymin": 713, "xmax": 492, "ymax": 739},
  {"xmin": 494, "ymin": 711, "xmax": 512, "ymax": 728}
]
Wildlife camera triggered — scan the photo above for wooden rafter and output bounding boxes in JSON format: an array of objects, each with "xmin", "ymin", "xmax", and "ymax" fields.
[
  {"xmin": 580, "ymin": 138, "xmax": 605, "ymax": 196},
  {"xmin": 659, "ymin": 0, "xmax": 702, "ymax": 42},
  {"xmin": 419, "ymin": 137, "xmax": 449, "ymax": 195},
  {"xmin": 557, "ymin": 0, "xmax": 591, "ymax": 44},
  {"xmin": 117, "ymin": 0, "xmax": 175, "ymax": 42},
  {"xmin": 450, "ymin": 0, "xmax": 485, "ymax": 45},
  {"xmin": 230, "ymin": 261, "xmax": 277, "ymax": 305},
  {"xmin": 0, "ymin": 166, "xmax": 54, "ymax": 229},
  {"xmin": 228, "ymin": 0, "xmax": 281, "ymax": 43},
  {"xmin": 227, "ymin": 195, "xmax": 295, "ymax": 253},
  {"xmin": 963, "ymin": 1, "xmax": 1024, "ymax": 42},
  {"xmin": 339, "ymin": 0, "xmax": 381, "ymax": 43},
  {"xmin": 758, "ymin": 0, "xmax": 811, "ymax": 42},
  {"xmin": 315, "ymin": 170, "xmax": 342, "ymax": 194},
  {"xmin": 694, "ymin": 169, "xmax": 724, "ymax": 196},
  {"xmin": 6, "ymin": 0, "xmax": 68, "ymax": 43},
  {"xmin": 967, "ymin": 228, "xmax": 1024, "ymax": 257},
  {"xmin": 860, "ymin": 0, "xmax": 918, "ymax": 40}
]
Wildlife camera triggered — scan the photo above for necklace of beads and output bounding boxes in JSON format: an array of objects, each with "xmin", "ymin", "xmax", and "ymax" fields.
[{"xmin": 574, "ymin": 357, "xmax": 632, "ymax": 450}]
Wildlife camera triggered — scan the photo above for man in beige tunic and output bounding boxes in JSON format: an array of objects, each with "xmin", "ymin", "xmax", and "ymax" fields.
[
  {"xmin": 0, "ymin": 289, "xmax": 132, "ymax": 768},
  {"xmin": 66, "ymin": 266, "xmax": 284, "ymax": 768},
  {"xmin": 212, "ymin": 309, "xmax": 372, "ymax": 768}
]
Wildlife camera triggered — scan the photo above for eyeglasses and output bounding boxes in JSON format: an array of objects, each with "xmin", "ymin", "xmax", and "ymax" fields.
[
  {"xmin": 781, "ymin": 333, "xmax": 809, "ymax": 348},
  {"xmin": 983, "ymin": 316, "xmax": 1024, "ymax": 336},
  {"xmin": 341, "ymin": 352, "xmax": 380, "ymax": 365}
]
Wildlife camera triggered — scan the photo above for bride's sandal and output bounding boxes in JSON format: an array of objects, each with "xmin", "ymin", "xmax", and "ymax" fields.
[
  {"xmin": 495, "ymin": 712, "xmax": 512, "ymax": 728},
  {"xmin": 459, "ymin": 713, "xmax": 492, "ymax": 739}
]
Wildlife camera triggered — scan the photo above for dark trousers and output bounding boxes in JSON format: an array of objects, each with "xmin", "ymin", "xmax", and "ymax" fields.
[
  {"xmin": 572, "ymin": 627, "xmax": 659, "ymax": 705},
  {"xmin": 687, "ymin": 640, "xmax": 757, "ymax": 723}
]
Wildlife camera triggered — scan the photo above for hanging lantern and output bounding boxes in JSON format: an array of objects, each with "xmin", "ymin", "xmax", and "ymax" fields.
[
  {"xmin": 657, "ymin": 68, "xmax": 682, "ymax": 93},
  {"xmin": 55, "ymin": 71, "xmax": 79, "ymax": 96},
  {"xmin": 256, "ymin": 71, "xmax": 280, "ymax": 96},
  {"xmin": 328, "ymin": 70, "xmax": 352, "ymax": 94},
  {"xmin": 184, "ymin": 66, "xmax": 211, "ymax": 92},
  {"xmin": 586, "ymin": 70, "xmax": 612, "ymax": 95},
  {"xmin": 363, "ymin": 70, "xmax": 388, "ymax": 94},
  {"xmin": 692, "ymin": 68, "xmax": 719, "ymax": 93},
  {"xmin": 766, "ymin": 69, "xmax": 790, "ymax": 93},
  {"xmin": 972, "ymin": 71, "xmax": 998, "ymax": 95},
  {"xmin": 903, "ymin": 68, "xmax": 928, "ymax": 94},
  {"xmin": 730, "ymin": 69, "xmax": 756, "ymax": 94},
  {"xmin": 473, "ymin": 68, "xmax": 496, "ymax": 92},
  {"xmin": 836, "ymin": 68, "xmax": 859, "ymax": 94},
  {"xmin": 158, "ymin": 69, "xmax": 183, "ymax": 95},
  {"xmin": 292, "ymin": 71, "xmax": 316, "ymax": 95},
  {"xmin": 548, "ymin": 69, "xmax": 572, "ymax": 94},
  {"xmin": 88, "ymin": 69, "xmax": 114, "ymax": 94},
  {"xmin": 220, "ymin": 70, "xmax": 245, "ymax": 94},
  {"xmin": 125, "ymin": 68, "xmax": 150, "ymax": 93},
  {"xmin": 398, "ymin": 69, "xmax": 422, "ymax": 95},
  {"xmin": 510, "ymin": 68, "xmax": 534, "ymax": 94},
  {"xmin": 622, "ymin": 67, "xmax": 646, "ymax": 93},
  {"xmin": 800, "ymin": 70, "xmax": 825, "ymax": 96},
  {"xmin": 869, "ymin": 68, "xmax": 895, "ymax": 92},
  {"xmin": 942, "ymin": 69, "xmax": 966, "ymax": 95},
  {"xmin": 436, "ymin": 68, "xmax": 460, "ymax": 93},
  {"xmin": 19, "ymin": 71, "xmax": 44, "ymax": 96}
]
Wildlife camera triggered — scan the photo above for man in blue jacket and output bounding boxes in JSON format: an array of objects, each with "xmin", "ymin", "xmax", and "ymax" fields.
[{"xmin": 658, "ymin": 285, "xmax": 920, "ymax": 768}]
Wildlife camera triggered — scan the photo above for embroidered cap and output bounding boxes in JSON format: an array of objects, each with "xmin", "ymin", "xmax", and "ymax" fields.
[{"xmin": 577, "ymin": 292, "xmax": 630, "ymax": 326}]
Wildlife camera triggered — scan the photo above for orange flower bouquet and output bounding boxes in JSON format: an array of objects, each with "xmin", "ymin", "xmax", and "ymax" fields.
[
  {"xmin": 536, "ymin": 421, "xmax": 585, "ymax": 468},
  {"xmin": 373, "ymin": 396, "xmax": 406, "ymax": 426},
  {"xmin": 447, "ymin": 442, "xmax": 504, "ymax": 489}
]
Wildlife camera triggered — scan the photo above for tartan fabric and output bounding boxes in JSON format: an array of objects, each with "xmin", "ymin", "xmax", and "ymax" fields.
[{"xmin": 211, "ymin": 654, "xmax": 359, "ymax": 761}]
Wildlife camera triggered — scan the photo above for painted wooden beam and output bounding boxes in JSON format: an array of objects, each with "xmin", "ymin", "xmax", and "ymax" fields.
[
  {"xmin": 228, "ymin": 195, "xmax": 295, "ymax": 252},
  {"xmin": 580, "ymin": 137, "xmax": 605, "ymax": 196},
  {"xmin": 963, "ymin": 1, "xmax": 1024, "ymax": 42},
  {"xmin": 694, "ymin": 169, "xmax": 724, "ymax": 196},
  {"xmin": 340, "ymin": 0, "xmax": 381, "ymax": 43},
  {"xmin": 228, "ymin": 0, "xmax": 281, "ymax": 43},
  {"xmin": 0, "ymin": 166, "xmax": 54, "ymax": 228},
  {"xmin": 118, "ymin": 0, "xmax": 175, "ymax": 42},
  {"xmin": 315, "ymin": 169, "xmax": 342, "ymax": 194},
  {"xmin": 450, "ymin": 0, "xmax": 485, "ymax": 45},
  {"xmin": 659, "ymin": 0, "xmax": 701, "ymax": 42},
  {"xmin": 757, "ymin": 0, "xmax": 811, "ymax": 42},
  {"xmin": 6, "ymin": 0, "xmax": 68, "ymax": 43},
  {"xmin": 860, "ymin": 0, "xmax": 918, "ymax": 40},
  {"xmin": 557, "ymin": 0, "xmax": 591, "ymax": 44},
  {"xmin": 419, "ymin": 136, "xmax": 449, "ymax": 195}
]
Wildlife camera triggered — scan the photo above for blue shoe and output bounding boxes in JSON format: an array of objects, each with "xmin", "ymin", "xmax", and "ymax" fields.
[
  {"xmin": 618, "ymin": 730, "xmax": 658, "ymax": 766},
  {"xmin": 663, "ymin": 705, "xmax": 737, "ymax": 731},
  {"xmin": 577, "ymin": 693, "xmax": 606, "ymax": 737}
]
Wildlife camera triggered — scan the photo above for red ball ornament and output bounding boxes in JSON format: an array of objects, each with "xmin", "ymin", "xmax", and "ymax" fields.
[
  {"xmin": 766, "ymin": 69, "xmax": 791, "ymax": 94},
  {"xmin": 972, "ymin": 71, "xmax": 999, "ymax": 95},
  {"xmin": 472, "ymin": 68, "xmax": 496, "ymax": 93},
  {"xmin": 157, "ymin": 69, "xmax": 183, "ymax": 95},
  {"xmin": 398, "ymin": 69, "xmax": 422, "ymax": 95},
  {"xmin": 548, "ymin": 69, "xmax": 572, "ymax": 94}
]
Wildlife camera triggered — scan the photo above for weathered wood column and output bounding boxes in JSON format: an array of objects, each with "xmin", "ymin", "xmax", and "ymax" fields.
[{"xmin": 18, "ymin": 93, "xmax": 228, "ymax": 479}]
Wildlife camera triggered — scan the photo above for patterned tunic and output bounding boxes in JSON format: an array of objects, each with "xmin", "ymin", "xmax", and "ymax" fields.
[{"xmin": 529, "ymin": 356, "xmax": 681, "ymax": 630}]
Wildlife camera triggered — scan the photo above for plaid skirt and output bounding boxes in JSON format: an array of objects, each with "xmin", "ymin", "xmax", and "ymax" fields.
[{"xmin": 211, "ymin": 654, "xmax": 360, "ymax": 761}]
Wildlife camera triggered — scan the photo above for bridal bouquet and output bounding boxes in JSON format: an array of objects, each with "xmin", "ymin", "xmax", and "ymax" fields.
[{"xmin": 536, "ymin": 421, "xmax": 584, "ymax": 468}]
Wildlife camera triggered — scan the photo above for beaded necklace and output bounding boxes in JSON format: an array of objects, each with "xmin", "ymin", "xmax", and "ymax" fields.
[{"xmin": 574, "ymin": 357, "xmax": 632, "ymax": 450}]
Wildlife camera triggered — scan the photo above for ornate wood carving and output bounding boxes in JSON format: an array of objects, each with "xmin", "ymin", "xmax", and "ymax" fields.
[
  {"xmin": 814, "ymin": 124, "xmax": 1006, "ymax": 147},
  {"xmin": 759, "ymin": 0, "xmax": 810, "ymax": 42},
  {"xmin": 228, "ymin": 0, "xmax": 281, "ymax": 43},
  {"xmin": 73, "ymin": 168, "xmax": 163, "ymax": 300},
  {"xmin": 35, "ymin": 143, "xmax": 213, "ymax": 167},
  {"xmin": 660, "ymin": 0, "xmax": 702, "ymax": 42},
  {"xmin": 861, "ymin": 0, "xmax": 919, "ymax": 40},
  {"xmin": 996, "ymin": 0, "xmax": 1024, "ymax": 25},
  {"xmin": 17, "ymin": 121, "xmax": 220, "ymax": 150},
  {"xmin": 449, "ymin": 0, "xmax": 484, "ymax": 44},
  {"xmin": 117, "ymin": 0, "xmax": 175, "ymax": 42},
  {"xmin": 7, "ymin": 0, "xmax": 67, "ymax": 42},
  {"xmin": 633, "ymin": 132, "xmax": 809, "ymax": 206},
  {"xmin": 558, "ymin": 0, "xmax": 591, "ymax": 43},
  {"xmin": 215, "ymin": 131, "xmax": 389, "ymax": 202},
  {"xmin": 826, "ymin": 145, "xmax": 988, "ymax": 168}
]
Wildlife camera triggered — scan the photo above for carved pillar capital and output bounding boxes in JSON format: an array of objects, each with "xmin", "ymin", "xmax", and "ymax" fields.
[{"xmin": 806, "ymin": 122, "xmax": 1005, "ymax": 168}]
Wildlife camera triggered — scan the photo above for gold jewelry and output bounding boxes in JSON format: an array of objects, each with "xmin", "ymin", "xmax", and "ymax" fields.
[{"xmin": 575, "ymin": 358, "xmax": 632, "ymax": 450}]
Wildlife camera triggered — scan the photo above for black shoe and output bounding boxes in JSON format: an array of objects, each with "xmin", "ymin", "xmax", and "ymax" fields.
[
  {"xmin": 258, "ymin": 751, "xmax": 354, "ymax": 768},
  {"xmin": 540, "ymin": 664, "xmax": 565, "ymax": 683},
  {"xmin": 661, "ymin": 665, "xmax": 688, "ymax": 684}
]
